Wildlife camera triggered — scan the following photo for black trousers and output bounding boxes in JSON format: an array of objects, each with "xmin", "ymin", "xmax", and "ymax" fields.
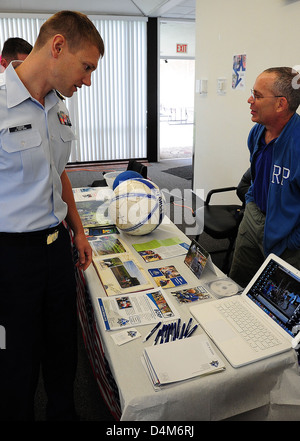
[
  {"xmin": 230, "ymin": 202, "xmax": 300, "ymax": 288},
  {"xmin": 0, "ymin": 224, "xmax": 77, "ymax": 421}
]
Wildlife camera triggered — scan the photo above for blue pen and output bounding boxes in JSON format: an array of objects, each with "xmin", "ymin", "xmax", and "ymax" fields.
[
  {"xmin": 165, "ymin": 324, "xmax": 171, "ymax": 343},
  {"xmin": 153, "ymin": 329, "xmax": 162, "ymax": 345},
  {"xmin": 177, "ymin": 318, "xmax": 181, "ymax": 339},
  {"xmin": 184, "ymin": 318, "xmax": 193, "ymax": 338},
  {"xmin": 143, "ymin": 321, "xmax": 162, "ymax": 342},
  {"xmin": 186, "ymin": 324, "xmax": 198, "ymax": 338},
  {"xmin": 160, "ymin": 325, "xmax": 166, "ymax": 344},
  {"xmin": 172, "ymin": 322, "xmax": 177, "ymax": 341},
  {"xmin": 179, "ymin": 322, "xmax": 186, "ymax": 339}
]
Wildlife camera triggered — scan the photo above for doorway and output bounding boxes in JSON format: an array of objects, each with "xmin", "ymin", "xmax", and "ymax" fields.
[
  {"xmin": 159, "ymin": 19, "xmax": 195, "ymax": 160},
  {"xmin": 159, "ymin": 60, "xmax": 194, "ymax": 160},
  {"xmin": 160, "ymin": 59, "xmax": 195, "ymax": 159}
]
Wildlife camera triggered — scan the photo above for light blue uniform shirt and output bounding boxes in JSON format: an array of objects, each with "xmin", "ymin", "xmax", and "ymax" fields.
[{"xmin": 0, "ymin": 62, "xmax": 76, "ymax": 232}]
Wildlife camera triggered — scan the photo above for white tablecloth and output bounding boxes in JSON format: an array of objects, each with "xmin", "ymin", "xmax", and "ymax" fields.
[{"xmin": 82, "ymin": 217, "xmax": 300, "ymax": 421}]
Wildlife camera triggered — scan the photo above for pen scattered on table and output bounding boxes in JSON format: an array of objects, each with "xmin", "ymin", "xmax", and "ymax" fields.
[
  {"xmin": 184, "ymin": 317, "xmax": 193, "ymax": 337},
  {"xmin": 143, "ymin": 321, "xmax": 162, "ymax": 342},
  {"xmin": 142, "ymin": 318, "xmax": 198, "ymax": 345}
]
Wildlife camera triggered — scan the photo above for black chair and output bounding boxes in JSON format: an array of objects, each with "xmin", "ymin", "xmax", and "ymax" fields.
[
  {"xmin": 194, "ymin": 168, "xmax": 251, "ymax": 274},
  {"xmin": 90, "ymin": 159, "xmax": 147, "ymax": 187},
  {"xmin": 127, "ymin": 159, "xmax": 148, "ymax": 179}
]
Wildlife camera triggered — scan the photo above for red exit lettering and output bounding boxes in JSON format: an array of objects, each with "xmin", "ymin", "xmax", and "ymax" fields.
[{"xmin": 176, "ymin": 44, "xmax": 187, "ymax": 53}]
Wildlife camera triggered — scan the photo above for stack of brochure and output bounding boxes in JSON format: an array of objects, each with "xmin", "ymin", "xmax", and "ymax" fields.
[{"xmin": 142, "ymin": 334, "xmax": 225, "ymax": 389}]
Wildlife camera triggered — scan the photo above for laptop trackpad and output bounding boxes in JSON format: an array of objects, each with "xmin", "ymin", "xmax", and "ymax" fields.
[{"xmin": 205, "ymin": 319, "xmax": 237, "ymax": 342}]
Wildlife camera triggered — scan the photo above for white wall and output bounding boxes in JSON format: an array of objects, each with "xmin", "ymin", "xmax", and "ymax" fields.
[
  {"xmin": 194, "ymin": 0, "xmax": 300, "ymax": 203},
  {"xmin": 160, "ymin": 20, "xmax": 195, "ymax": 58}
]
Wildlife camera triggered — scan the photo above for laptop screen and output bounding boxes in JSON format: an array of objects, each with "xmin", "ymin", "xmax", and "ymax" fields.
[{"xmin": 246, "ymin": 258, "xmax": 300, "ymax": 337}]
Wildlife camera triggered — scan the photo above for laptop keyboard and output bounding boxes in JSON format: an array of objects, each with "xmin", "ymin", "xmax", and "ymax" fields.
[{"xmin": 216, "ymin": 300, "xmax": 281, "ymax": 351}]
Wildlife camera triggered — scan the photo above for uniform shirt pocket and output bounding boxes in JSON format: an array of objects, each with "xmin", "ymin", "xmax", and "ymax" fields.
[
  {"xmin": 1, "ymin": 129, "xmax": 48, "ymax": 183},
  {"xmin": 59, "ymin": 125, "xmax": 76, "ymax": 143},
  {"xmin": 51, "ymin": 125, "xmax": 76, "ymax": 174}
]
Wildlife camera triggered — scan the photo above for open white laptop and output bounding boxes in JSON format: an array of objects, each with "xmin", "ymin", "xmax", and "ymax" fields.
[{"xmin": 190, "ymin": 254, "xmax": 300, "ymax": 367}]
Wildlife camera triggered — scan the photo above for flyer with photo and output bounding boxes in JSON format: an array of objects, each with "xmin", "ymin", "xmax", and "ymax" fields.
[
  {"xmin": 148, "ymin": 265, "xmax": 187, "ymax": 289},
  {"xmin": 98, "ymin": 288, "xmax": 180, "ymax": 331},
  {"xmin": 89, "ymin": 234, "xmax": 127, "ymax": 257},
  {"xmin": 132, "ymin": 237, "xmax": 189, "ymax": 262},
  {"xmin": 184, "ymin": 239, "xmax": 217, "ymax": 278},
  {"xmin": 73, "ymin": 187, "xmax": 99, "ymax": 201},
  {"xmin": 93, "ymin": 253, "xmax": 154, "ymax": 296},
  {"xmin": 73, "ymin": 186, "xmax": 113, "ymax": 202},
  {"xmin": 171, "ymin": 285, "xmax": 211, "ymax": 303},
  {"xmin": 76, "ymin": 199, "xmax": 113, "ymax": 227}
]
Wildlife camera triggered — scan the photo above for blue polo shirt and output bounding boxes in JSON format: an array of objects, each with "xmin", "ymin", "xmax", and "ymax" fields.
[
  {"xmin": 252, "ymin": 135, "xmax": 276, "ymax": 214},
  {"xmin": 0, "ymin": 62, "xmax": 75, "ymax": 232}
]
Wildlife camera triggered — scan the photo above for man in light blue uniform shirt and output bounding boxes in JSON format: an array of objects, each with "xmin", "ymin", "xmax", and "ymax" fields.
[
  {"xmin": 0, "ymin": 11, "xmax": 104, "ymax": 421},
  {"xmin": 0, "ymin": 64, "xmax": 73, "ymax": 232},
  {"xmin": 0, "ymin": 37, "xmax": 32, "ymax": 71}
]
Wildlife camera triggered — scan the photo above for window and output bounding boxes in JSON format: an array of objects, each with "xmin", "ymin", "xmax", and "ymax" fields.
[{"xmin": 0, "ymin": 14, "xmax": 147, "ymax": 162}]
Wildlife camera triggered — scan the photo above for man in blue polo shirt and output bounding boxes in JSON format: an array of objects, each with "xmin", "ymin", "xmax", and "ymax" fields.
[
  {"xmin": 0, "ymin": 11, "xmax": 104, "ymax": 420},
  {"xmin": 230, "ymin": 67, "xmax": 300, "ymax": 288}
]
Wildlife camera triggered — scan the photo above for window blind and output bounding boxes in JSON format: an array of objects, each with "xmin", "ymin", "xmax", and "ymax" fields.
[{"xmin": 0, "ymin": 14, "xmax": 147, "ymax": 162}]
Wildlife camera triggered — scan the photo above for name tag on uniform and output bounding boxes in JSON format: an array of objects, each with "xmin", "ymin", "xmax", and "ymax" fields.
[
  {"xmin": 57, "ymin": 111, "xmax": 72, "ymax": 126},
  {"xmin": 9, "ymin": 124, "xmax": 32, "ymax": 133}
]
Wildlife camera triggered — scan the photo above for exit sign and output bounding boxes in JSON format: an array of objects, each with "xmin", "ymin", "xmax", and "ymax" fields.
[{"xmin": 176, "ymin": 44, "xmax": 188, "ymax": 53}]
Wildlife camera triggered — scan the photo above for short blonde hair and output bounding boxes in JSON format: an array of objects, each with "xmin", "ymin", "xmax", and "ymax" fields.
[{"xmin": 35, "ymin": 10, "xmax": 104, "ymax": 57}]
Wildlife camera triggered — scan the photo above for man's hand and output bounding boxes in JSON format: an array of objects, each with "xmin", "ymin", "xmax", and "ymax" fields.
[
  {"xmin": 60, "ymin": 170, "xmax": 93, "ymax": 271},
  {"xmin": 74, "ymin": 232, "xmax": 92, "ymax": 271}
]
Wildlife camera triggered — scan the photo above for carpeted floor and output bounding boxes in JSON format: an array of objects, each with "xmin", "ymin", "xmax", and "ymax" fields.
[{"xmin": 162, "ymin": 165, "xmax": 193, "ymax": 180}]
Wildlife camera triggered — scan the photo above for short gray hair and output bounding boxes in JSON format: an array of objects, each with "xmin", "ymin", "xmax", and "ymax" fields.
[{"xmin": 263, "ymin": 67, "xmax": 300, "ymax": 113}]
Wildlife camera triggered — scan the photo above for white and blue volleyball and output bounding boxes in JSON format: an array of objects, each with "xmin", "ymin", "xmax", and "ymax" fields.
[
  {"xmin": 109, "ymin": 178, "xmax": 165, "ymax": 235},
  {"xmin": 112, "ymin": 170, "xmax": 142, "ymax": 190}
]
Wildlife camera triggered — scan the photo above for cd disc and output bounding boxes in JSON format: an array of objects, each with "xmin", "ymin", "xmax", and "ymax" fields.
[{"xmin": 206, "ymin": 278, "xmax": 239, "ymax": 298}]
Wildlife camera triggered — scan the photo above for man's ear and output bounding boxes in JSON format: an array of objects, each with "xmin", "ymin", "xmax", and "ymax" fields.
[
  {"xmin": 0, "ymin": 57, "xmax": 8, "ymax": 69},
  {"xmin": 51, "ymin": 34, "xmax": 66, "ymax": 58},
  {"xmin": 277, "ymin": 96, "xmax": 289, "ymax": 114}
]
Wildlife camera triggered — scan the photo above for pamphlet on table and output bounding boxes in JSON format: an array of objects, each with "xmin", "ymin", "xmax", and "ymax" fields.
[
  {"xmin": 87, "ymin": 233, "xmax": 154, "ymax": 296},
  {"xmin": 76, "ymin": 199, "xmax": 113, "ymax": 228},
  {"xmin": 132, "ymin": 237, "xmax": 189, "ymax": 262},
  {"xmin": 73, "ymin": 186, "xmax": 113, "ymax": 202},
  {"xmin": 142, "ymin": 333, "xmax": 226, "ymax": 389},
  {"xmin": 98, "ymin": 288, "xmax": 180, "ymax": 331},
  {"xmin": 94, "ymin": 252, "xmax": 154, "ymax": 296},
  {"xmin": 110, "ymin": 328, "xmax": 141, "ymax": 345},
  {"xmin": 89, "ymin": 234, "xmax": 127, "ymax": 257},
  {"xmin": 171, "ymin": 285, "xmax": 211, "ymax": 303},
  {"xmin": 74, "ymin": 186, "xmax": 115, "ymax": 228},
  {"xmin": 148, "ymin": 265, "xmax": 187, "ymax": 289}
]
